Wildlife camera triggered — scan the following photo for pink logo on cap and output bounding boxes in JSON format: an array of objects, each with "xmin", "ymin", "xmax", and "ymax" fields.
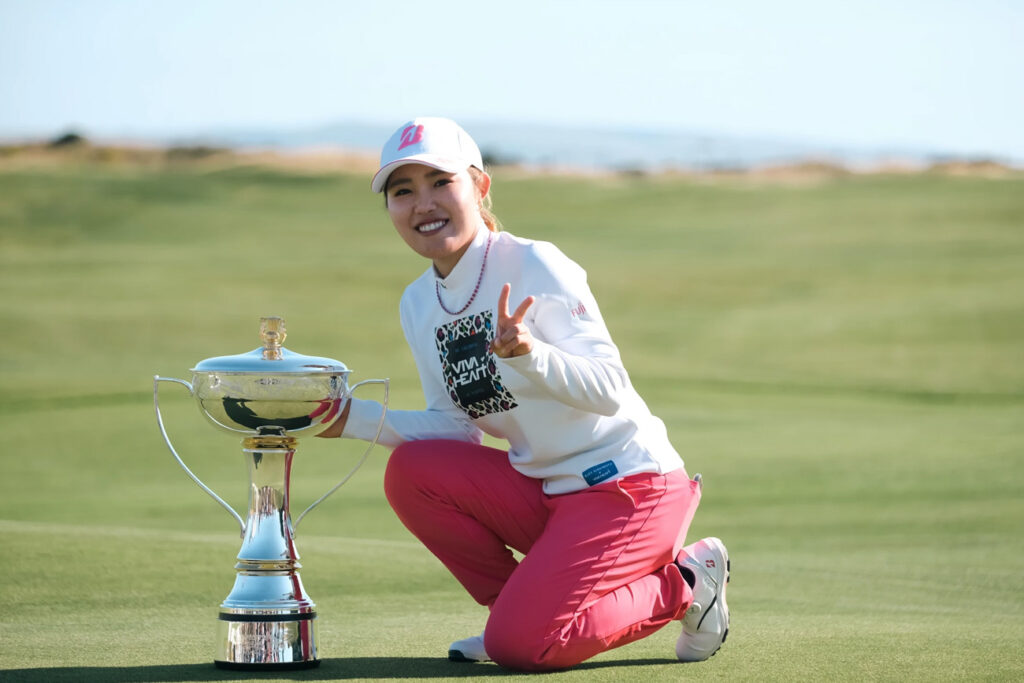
[{"xmin": 397, "ymin": 125, "xmax": 424, "ymax": 151}]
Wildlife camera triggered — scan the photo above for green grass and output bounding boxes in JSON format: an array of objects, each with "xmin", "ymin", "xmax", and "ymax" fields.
[{"xmin": 1, "ymin": 161, "xmax": 1023, "ymax": 681}]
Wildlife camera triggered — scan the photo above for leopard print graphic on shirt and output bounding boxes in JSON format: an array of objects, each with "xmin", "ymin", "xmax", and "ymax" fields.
[{"xmin": 434, "ymin": 310, "xmax": 518, "ymax": 419}]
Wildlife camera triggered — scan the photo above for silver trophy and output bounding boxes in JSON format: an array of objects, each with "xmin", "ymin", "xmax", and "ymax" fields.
[{"xmin": 154, "ymin": 316, "xmax": 387, "ymax": 669}]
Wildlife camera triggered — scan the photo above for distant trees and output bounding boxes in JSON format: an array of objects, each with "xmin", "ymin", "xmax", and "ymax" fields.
[{"xmin": 49, "ymin": 131, "xmax": 87, "ymax": 147}]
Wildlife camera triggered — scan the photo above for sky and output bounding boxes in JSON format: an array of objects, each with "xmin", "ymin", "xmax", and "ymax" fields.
[{"xmin": 1, "ymin": 0, "xmax": 1022, "ymax": 160}]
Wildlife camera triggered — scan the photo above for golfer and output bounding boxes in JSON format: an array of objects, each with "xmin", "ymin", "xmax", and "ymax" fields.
[{"xmin": 319, "ymin": 117, "xmax": 729, "ymax": 671}]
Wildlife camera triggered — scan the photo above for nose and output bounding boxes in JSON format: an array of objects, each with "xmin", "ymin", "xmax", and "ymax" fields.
[{"xmin": 413, "ymin": 190, "xmax": 436, "ymax": 213}]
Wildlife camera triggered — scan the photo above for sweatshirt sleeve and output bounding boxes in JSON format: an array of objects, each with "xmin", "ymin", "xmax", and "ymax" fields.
[
  {"xmin": 341, "ymin": 285, "xmax": 484, "ymax": 448},
  {"xmin": 496, "ymin": 243, "xmax": 630, "ymax": 417},
  {"xmin": 343, "ymin": 398, "xmax": 482, "ymax": 448}
]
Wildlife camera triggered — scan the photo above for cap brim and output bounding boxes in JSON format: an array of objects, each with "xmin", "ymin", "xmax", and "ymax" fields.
[{"xmin": 371, "ymin": 155, "xmax": 471, "ymax": 193}]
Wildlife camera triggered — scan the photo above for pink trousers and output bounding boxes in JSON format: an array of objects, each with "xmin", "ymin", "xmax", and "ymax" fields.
[{"xmin": 383, "ymin": 439, "xmax": 701, "ymax": 671}]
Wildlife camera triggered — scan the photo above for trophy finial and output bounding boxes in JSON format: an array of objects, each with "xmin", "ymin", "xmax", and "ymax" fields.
[{"xmin": 259, "ymin": 316, "xmax": 286, "ymax": 360}]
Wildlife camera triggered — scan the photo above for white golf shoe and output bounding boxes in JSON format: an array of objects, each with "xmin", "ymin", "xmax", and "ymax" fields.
[
  {"xmin": 448, "ymin": 632, "xmax": 490, "ymax": 662},
  {"xmin": 675, "ymin": 536, "xmax": 730, "ymax": 662}
]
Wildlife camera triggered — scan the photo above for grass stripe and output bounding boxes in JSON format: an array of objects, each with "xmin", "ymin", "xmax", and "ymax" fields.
[
  {"xmin": 3, "ymin": 376, "xmax": 1022, "ymax": 418},
  {"xmin": 0, "ymin": 519, "xmax": 420, "ymax": 551}
]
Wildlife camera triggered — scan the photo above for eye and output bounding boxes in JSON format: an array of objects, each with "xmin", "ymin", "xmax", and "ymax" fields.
[
  {"xmin": 434, "ymin": 178, "xmax": 452, "ymax": 188},
  {"xmin": 390, "ymin": 187, "xmax": 411, "ymax": 197}
]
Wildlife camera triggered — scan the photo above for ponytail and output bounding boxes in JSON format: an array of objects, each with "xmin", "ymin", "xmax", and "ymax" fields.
[{"xmin": 468, "ymin": 166, "xmax": 502, "ymax": 232}]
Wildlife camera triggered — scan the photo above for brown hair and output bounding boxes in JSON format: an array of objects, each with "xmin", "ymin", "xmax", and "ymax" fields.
[
  {"xmin": 468, "ymin": 166, "xmax": 502, "ymax": 232},
  {"xmin": 383, "ymin": 166, "xmax": 502, "ymax": 232}
]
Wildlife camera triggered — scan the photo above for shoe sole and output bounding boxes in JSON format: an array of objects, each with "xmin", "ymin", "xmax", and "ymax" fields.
[
  {"xmin": 448, "ymin": 649, "xmax": 481, "ymax": 663},
  {"xmin": 677, "ymin": 540, "xmax": 731, "ymax": 663},
  {"xmin": 448, "ymin": 646, "xmax": 489, "ymax": 663},
  {"xmin": 706, "ymin": 555, "xmax": 731, "ymax": 660}
]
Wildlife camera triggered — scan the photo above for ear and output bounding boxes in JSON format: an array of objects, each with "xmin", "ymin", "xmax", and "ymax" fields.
[{"xmin": 474, "ymin": 170, "xmax": 492, "ymax": 199}]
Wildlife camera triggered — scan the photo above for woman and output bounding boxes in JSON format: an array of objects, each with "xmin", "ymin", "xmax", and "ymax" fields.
[{"xmin": 319, "ymin": 117, "xmax": 729, "ymax": 671}]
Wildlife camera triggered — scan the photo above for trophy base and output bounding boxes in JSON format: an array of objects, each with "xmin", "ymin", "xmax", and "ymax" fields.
[
  {"xmin": 215, "ymin": 612, "xmax": 319, "ymax": 668},
  {"xmin": 214, "ymin": 659, "xmax": 320, "ymax": 671}
]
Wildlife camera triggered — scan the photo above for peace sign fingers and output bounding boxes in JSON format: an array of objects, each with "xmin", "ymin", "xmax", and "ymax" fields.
[{"xmin": 492, "ymin": 283, "xmax": 535, "ymax": 359}]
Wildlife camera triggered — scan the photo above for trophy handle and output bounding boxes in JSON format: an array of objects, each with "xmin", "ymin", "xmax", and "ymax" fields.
[
  {"xmin": 294, "ymin": 378, "xmax": 390, "ymax": 532},
  {"xmin": 154, "ymin": 375, "xmax": 247, "ymax": 535}
]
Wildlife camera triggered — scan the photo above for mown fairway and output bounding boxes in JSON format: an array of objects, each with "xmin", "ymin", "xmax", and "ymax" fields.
[{"xmin": 1, "ymin": 158, "xmax": 1022, "ymax": 681}]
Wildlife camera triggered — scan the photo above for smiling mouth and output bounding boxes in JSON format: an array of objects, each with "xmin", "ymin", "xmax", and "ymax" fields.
[{"xmin": 416, "ymin": 219, "xmax": 448, "ymax": 234}]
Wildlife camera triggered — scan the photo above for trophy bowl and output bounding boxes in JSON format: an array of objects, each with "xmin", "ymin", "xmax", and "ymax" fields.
[
  {"xmin": 154, "ymin": 316, "xmax": 388, "ymax": 669},
  {"xmin": 188, "ymin": 316, "xmax": 352, "ymax": 438},
  {"xmin": 191, "ymin": 352, "xmax": 350, "ymax": 438}
]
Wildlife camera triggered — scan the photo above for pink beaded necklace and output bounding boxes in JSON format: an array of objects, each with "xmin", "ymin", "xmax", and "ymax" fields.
[{"xmin": 435, "ymin": 231, "xmax": 494, "ymax": 315}]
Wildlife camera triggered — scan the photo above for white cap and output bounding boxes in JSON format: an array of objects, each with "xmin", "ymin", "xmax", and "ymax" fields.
[{"xmin": 371, "ymin": 117, "xmax": 483, "ymax": 193}]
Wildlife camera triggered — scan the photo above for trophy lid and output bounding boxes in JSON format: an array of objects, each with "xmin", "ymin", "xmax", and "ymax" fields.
[{"xmin": 191, "ymin": 316, "xmax": 349, "ymax": 375}]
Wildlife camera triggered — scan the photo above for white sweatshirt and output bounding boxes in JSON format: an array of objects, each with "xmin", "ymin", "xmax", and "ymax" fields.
[{"xmin": 343, "ymin": 227, "xmax": 683, "ymax": 494}]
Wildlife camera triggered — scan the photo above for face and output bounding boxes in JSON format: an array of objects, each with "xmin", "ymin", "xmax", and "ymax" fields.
[{"xmin": 385, "ymin": 163, "xmax": 490, "ymax": 278}]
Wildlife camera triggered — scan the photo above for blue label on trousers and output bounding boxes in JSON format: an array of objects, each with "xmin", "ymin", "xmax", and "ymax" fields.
[{"xmin": 582, "ymin": 460, "xmax": 619, "ymax": 486}]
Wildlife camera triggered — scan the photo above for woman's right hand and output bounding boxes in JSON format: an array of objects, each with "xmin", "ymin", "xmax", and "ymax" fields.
[{"xmin": 315, "ymin": 398, "xmax": 352, "ymax": 438}]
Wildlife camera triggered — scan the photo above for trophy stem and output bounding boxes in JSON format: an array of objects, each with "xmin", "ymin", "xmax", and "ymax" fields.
[{"xmin": 215, "ymin": 436, "xmax": 319, "ymax": 669}]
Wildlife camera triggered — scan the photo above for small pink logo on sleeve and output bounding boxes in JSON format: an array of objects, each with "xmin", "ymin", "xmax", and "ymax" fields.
[
  {"xmin": 397, "ymin": 125, "xmax": 424, "ymax": 151},
  {"xmin": 570, "ymin": 301, "xmax": 588, "ymax": 320}
]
